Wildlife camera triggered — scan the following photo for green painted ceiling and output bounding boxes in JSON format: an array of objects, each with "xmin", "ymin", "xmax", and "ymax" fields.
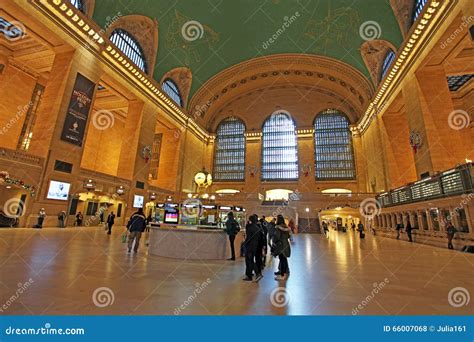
[{"xmin": 93, "ymin": 0, "xmax": 402, "ymax": 101}]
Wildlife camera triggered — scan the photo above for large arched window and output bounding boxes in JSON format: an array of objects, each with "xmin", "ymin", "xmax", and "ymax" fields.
[
  {"xmin": 412, "ymin": 0, "xmax": 428, "ymax": 23},
  {"xmin": 314, "ymin": 109, "xmax": 355, "ymax": 180},
  {"xmin": 162, "ymin": 79, "xmax": 183, "ymax": 107},
  {"xmin": 262, "ymin": 112, "xmax": 298, "ymax": 181},
  {"xmin": 213, "ymin": 117, "xmax": 246, "ymax": 181},
  {"xmin": 69, "ymin": 0, "xmax": 84, "ymax": 12},
  {"xmin": 380, "ymin": 50, "xmax": 395, "ymax": 82},
  {"xmin": 110, "ymin": 29, "xmax": 147, "ymax": 73}
]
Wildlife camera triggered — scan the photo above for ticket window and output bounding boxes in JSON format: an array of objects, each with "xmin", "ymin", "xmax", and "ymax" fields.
[{"xmin": 200, "ymin": 205, "xmax": 218, "ymax": 225}]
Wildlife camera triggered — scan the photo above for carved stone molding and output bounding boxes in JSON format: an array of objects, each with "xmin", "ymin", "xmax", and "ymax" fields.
[
  {"xmin": 82, "ymin": 0, "xmax": 95, "ymax": 19},
  {"xmin": 207, "ymin": 85, "xmax": 360, "ymax": 132},
  {"xmin": 189, "ymin": 54, "xmax": 374, "ymax": 127},
  {"xmin": 160, "ymin": 67, "xmax": 192, "ymax": 109},
  {"xmin": 390, "ymin": 0, "xmax": 416, "ymax": 39},
  {"xmin": 106, "ymin": 14, "xmax": 158, "ymax": 77},
  {"xmin": 360, "ymin": 39, "xmax": 398, "ymax": 86}
]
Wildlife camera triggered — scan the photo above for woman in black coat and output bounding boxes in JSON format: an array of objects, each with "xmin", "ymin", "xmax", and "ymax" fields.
[
  {"xmin": 243, "ymin": 214, "xmax": 261, "ymax": 282},
  {"xmin": 273, "ymin": 215, "xmax": 291, "ymax": 280}
]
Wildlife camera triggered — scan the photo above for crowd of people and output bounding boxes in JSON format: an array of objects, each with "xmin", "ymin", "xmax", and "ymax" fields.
[{"xmin": 225, "ymin": 212, "xmax": 295, "ymax": 282}]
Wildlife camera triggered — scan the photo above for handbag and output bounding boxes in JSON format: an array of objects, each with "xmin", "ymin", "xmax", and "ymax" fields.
[{"xmin": 121, "ymin": 233, "xmax": 127, "ymax": 243}]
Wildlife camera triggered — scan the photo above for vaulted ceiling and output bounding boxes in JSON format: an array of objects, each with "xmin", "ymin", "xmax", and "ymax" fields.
[{"xmin": 92, "ymin": 0, "xmax": 403, "ymax": 98}]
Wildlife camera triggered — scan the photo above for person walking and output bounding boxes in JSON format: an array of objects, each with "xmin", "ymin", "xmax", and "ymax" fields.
[
  {"xmin": 35, "ymin": 208, "xmax": 46, "ymax": 228},
  {"xmin": 225, "ymin": 211, "xmax": 240, "ymax": 261},
  {"xmin": 446, "ymin": 222, "xmax": 457, "ymax": 250},
  {"xmin": 406, "ymin": 219, "xmax": 413, "ymax": 242},
  {"xmin": 357, "ymin": 221, "xmax": 365, "ymax": 239},
  {"xmin": 126, "ymin": 208, "xmax": 147, "ymax": 254},
  {"xmin": 75, "ymin": 212, "xmax": 83, "ymax": 227},
  {"xmin": 58, "ymin": 210, "xmax": 66, "ymax": 228},
  {"xmin": 273, "ymin": 215, "xmax": 291, "ymax": 280},
  {"xmin": 322, "ymin": 221, "xmax": 329, "ymax": 238},
  {"xmin": 99, "ymin": 210, "xmax": 105, "ymax": 225},
  {"xmin": 396, "ymin": 222, "xmax": 403, "ymax": 239},
  {"xmin": 243, "ymin": 214, "xmax": 260, "ymax": 282},
  {"xmin": 106, "ymin": 211, "xmax": 115, "ymax": 235}
]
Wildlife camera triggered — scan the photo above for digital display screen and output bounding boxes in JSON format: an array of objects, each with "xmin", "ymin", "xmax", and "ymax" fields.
[
  {"xmin": 46, "ymin": 180, "xmax": 70, "ymax": 201},
  {"xmin": 164, "ymin": 212, "xmax": 179, "ymax": 223},
  {"xmin": 133, "ymin": 195, "xmax": 144, "ymax": 208}
]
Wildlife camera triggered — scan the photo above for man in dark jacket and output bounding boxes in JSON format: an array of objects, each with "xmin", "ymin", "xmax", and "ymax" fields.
[
  {"xmin": 106, "ymin": 211, "xmax": 115, "ymax": 235},
  {"xmin": 225, "ymin": 211, "xmax": 240, "ymax": 260},
  {"xmin": 243, "ymin": 214, "xmax": 261, "ymax": 282},
  {"xmin": 127, "ymin": 208, "xmax": 147, "ymax": 253},
  {"xmin": 256, "ymin": 217, "xmax": 268, "ymax": 272},
  {"xmin": 446, "ymin": 222, "xmax": 457, "ymax": 249},
  {"xmin": 405, "ymin": 219, "xmax": 413, "ymax": 242}
]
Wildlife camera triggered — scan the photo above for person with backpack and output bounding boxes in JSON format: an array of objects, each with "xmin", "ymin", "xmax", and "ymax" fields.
[
  {"xmin": 446, "ymin": 222, "xmax": 457, "ymax": 250},
  {"xmin": 357, "ymin": 221, "xmax": 365, "ymax": 239},
  {"xmin": 126, "ymin": 208, "xmax": 147, "ymax": 254},
  {"xmin": 273, "ymin": 215, "xmax": 291, "ymax": 280},
  {"xmin": 106, "ymin": 211, "xmax": 115, "ymax": 235},
  {"xmin": 225, "ymin": 211, "xmax": 240, "ymax": 261},
  {"xmin": 243, "ymin": 214, "xmax": 261, "ymax": 282}
]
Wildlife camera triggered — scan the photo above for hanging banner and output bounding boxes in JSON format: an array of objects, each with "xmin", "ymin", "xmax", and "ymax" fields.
[{"xmin": 60, "ymin": 73, "xmax": 95, "ymax": 146}]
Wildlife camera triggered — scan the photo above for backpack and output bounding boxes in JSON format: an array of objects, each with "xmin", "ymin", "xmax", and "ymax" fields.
[{"xmin": 232, "ymin": 220, "xmax": 240, "ymax": 234}]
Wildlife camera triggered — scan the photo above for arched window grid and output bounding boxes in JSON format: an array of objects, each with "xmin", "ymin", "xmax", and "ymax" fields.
[
  {"xmin": 412, "ymin": 0, "xmax": 428, "ymax": 23},
  {"xmin": 213, "ymin": 117, "xmax": 246, "ymax": 181},
  {"xmin": 110, "ymin": 29, "xmax": 147, "ymax": 73},
  {"xmin": 162, "ymin": 79, "xmax": 183, "ymax": 107},
  {"xmin": 314, "ymin": 109, "xmax": 355, "ymax": 180},
  {"xmin": 261, "ymin": 112, "xmax": 299, "ymax": 181},
  {"xmin": 70, "ymin": 0, "xmax": 84, "ymax": 12},
  {"xmin": 380, "ymin": 50, "xmax": 396, "ymax": 82}
]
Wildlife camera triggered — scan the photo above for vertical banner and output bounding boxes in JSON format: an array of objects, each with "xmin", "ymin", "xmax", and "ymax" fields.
[{"xmin": 60, "ymin": 73, "xmax": 96, "ymax": 146}]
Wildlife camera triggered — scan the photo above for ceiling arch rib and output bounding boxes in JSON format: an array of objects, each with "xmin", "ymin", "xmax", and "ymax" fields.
[{"xmin": 189, "ymin": 54, "xmax": 374, "ymax": 130}]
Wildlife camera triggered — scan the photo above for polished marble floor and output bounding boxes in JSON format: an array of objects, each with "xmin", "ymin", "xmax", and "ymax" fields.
[{"xmin": 0, "ymin": 227, "xmax": 472, "ymax": 315}]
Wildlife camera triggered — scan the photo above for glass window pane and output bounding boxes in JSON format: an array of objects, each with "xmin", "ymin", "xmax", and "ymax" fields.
[
  {"xmin": 213, "ymin": 117, "xmax": 246, "ymax": 181},
  {"xmin": 380, "ymin": 50, "xmax": 395, "ymax": 81},
  {"xmin": 412, "ymin": 0, "xmax": 428, "ymax": 23},
  {"xmin": 109, "ymin": 29, "xmax": 147, "ymax": 73},
  {"xmin": 162, "ymin": 79, "xmax": 183, "ymax": 107},
  {"xmin": 261, "ymin": 112, "xmax": 299, "ymax": 181},
  {"xmin": 314, "ymin": 109, "xmax": 355, "ymax": 180}
]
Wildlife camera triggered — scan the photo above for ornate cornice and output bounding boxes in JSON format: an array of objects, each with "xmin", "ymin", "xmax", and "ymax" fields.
[{"xmin": 190, "ymin": 54, "xmax": 374, "ymax": 126}]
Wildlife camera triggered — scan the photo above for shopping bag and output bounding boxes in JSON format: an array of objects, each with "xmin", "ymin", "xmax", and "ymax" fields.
[{"xmin": 121, "ymin": 233, "xmax": 127, "ymax": 243}]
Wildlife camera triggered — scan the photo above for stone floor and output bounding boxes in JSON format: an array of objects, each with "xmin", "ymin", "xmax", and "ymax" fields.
[{"xmin": 0, "ymin": 227, "xmax": 472, "ymax": 315}]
